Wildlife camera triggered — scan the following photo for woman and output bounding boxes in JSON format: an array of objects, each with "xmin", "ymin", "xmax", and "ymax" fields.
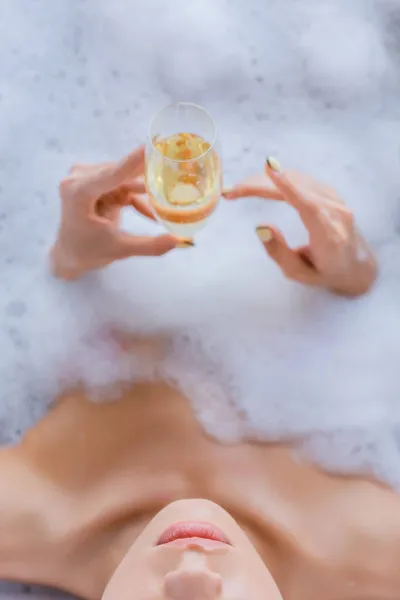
[{"xmin": 1, "ymin": 147, "xmax": 396, "ymax": 600}]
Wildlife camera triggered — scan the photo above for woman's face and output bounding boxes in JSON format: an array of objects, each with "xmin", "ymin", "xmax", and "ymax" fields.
[{"xmin": 103, "ymin": 499, "xmax": 282, "ymax": 600}]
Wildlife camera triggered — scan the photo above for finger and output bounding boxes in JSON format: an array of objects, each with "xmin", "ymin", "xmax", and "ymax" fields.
[
  {"xmin": 265, "ymin": 161, "xmax": 345, "ymax": 221},
  {"xmin": 127, "ymin": 192, "xmax": 156, "ymax": 221},
  {"xmin": 264, "ymin": 157, "xmax": 316, "ymax": 216},
  {"xmin": 69, "ymin": 163, "xmax": 93, "ymax": 176},
  {"xmin": 256, "ymin": 225, "xmax": 320, "ymax": 286},
  {"xmin": 95, "ymin": 185, "xmax": 155, "ymax": 222},
  {"xmin": 285, "ymin": 169, "xmax": 342, "ymax": 204},
  {"xmin": 296, "ymin": 245, "xmax": 315, "ymax": 268},
  {"xmin": 223, "ymin": 174, "xmax": 283, "ymax": 201},
  {"xmin": 115, "ymin": 234, "xmax": 193, "ymax": 259},
  {"xmin": 108, "ymin": 145, "xmax": 146, "ymax": 184},
  {"xmin": 87, "ymin": 146, "xmax": 146, "ymax": 197},
  {"xmin": 123, "ymin": 179, "xmax": 147, "ymax": 195}
]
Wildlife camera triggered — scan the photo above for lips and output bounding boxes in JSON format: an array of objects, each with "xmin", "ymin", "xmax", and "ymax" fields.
[{"xmin": 156, "ymin": 521, "xmax": 232, "ymax": 547}]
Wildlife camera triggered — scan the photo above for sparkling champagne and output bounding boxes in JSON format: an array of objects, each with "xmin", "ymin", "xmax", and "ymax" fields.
[{"xmin": 146, "ymin": 129, "xmax": 221, "ymax": 238}]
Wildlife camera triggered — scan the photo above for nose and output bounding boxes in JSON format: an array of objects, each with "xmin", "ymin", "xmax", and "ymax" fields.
[{"xmin": 164, "ymin": 569, "xmax": 223, "ymax": 600}]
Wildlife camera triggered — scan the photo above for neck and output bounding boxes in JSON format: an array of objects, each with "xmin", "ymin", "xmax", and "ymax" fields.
[
  {"xmin": 0, "ymin": 444, "xmax": 273, "ymax": 600},
  {"xmin": 0, "ymin": 383, "xmax": 288, "ymax": 598}
]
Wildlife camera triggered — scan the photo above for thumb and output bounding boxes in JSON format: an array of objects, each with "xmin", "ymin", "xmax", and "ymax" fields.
[
  {"xmin": 116, "ymin": 233, "xmax": 193, "ymax": 258},
  {"xmin": 256, "ymin": 226, "xmax": 318, "ymax": 286}
]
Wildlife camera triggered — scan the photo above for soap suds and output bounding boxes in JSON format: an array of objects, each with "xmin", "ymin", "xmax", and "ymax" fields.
[{"xmin": 0, "ymin": 0, "xmax": 400, "ymax": 488}]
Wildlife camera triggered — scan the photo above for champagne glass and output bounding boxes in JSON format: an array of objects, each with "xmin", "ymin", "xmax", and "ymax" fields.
[{"xmin": 145, "ymin": 102, "xmax": 222, "ymax": 239}]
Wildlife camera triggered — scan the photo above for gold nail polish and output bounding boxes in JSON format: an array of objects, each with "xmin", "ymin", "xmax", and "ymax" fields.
[
  {"xmin": 176, "ymin": 239, "xmax": 195, "ymax": 249},
  {"xmin": 256, "ymin": 226, "xmax": 273, "ymax": 243},
  {"xmin": 222, "ymin": 187, "xmax": 233, "ymax": 196},
  {"xmin": 266, "ymin": 156, "xmax": 281, "ymax": 172}
]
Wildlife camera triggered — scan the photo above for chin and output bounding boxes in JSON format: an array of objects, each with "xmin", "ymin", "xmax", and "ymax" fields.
[{"xmin": 102, "ymin": 499, "xmax": 283, "ymax": 600}]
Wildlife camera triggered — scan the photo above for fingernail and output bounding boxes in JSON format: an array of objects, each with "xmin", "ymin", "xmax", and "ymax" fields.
[
  {"xmin": 256, "ymin": 226, "xmax": 274, "ymax": 243},
  {"xmin": 176, "ymin": 239, "xmax": 195, "ymax": 249},
  {"xmin": 222, "ymin": 187, "xmax": 233, "ymax": 196},
  {"xmin": 266, "ymin": 156, "xmax": 281, "ymax": 172}
]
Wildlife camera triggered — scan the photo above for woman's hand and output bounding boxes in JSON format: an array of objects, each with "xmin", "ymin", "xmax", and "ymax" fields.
[
  {"xmin": 50, "ymin": 146, "xmax": 188, "ymax": 280},
  {"xmin": 224, "ymin": 158, "xmax": 377, "ymax": 297}
]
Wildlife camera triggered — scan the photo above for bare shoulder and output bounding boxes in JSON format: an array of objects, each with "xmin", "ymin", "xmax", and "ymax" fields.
[{"xmin": 296, "ymin": 474, "xmax": 400, "ymax": 596}]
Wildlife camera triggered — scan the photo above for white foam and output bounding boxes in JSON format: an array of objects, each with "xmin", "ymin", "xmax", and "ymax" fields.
[{"xmin": 1, "ymin": 0, "xmax": 400, "ymax": 487}]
